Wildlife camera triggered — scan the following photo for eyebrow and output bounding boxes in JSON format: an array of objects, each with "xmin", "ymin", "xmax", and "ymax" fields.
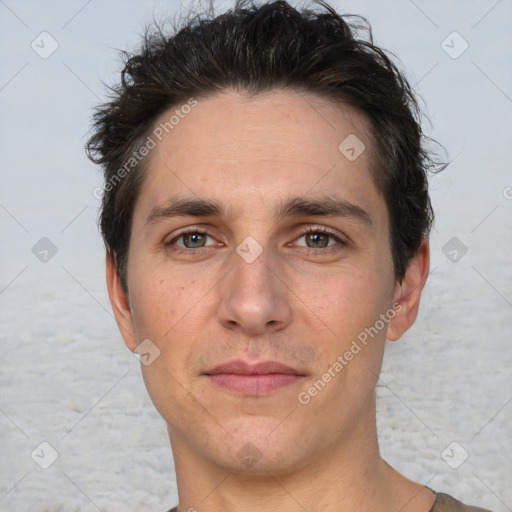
[
  {"xmin": 144, "ymin": 195, "xmax": 372, "ymax": 228},
  {"xmin": 276, "ymin": 196, "xmax": 372, "ymax": 226}
]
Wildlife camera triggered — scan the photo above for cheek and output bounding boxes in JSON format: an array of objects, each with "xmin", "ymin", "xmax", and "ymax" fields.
[
  {"xmin": 127, "ymin": 257, "xmax": 195, "ymax": 338},
  {"xmin": 128, "ymin": 261, "xmax": 211, "ymax": 382},
  {"xmin": 129, "ymin": 284, "xmax": 172, "ymax": 339},
  {"xmin": 293, "ymin": 262, "xmax": 391, "ymax": 341},
  {"xmin": 129, "ymin": 270, "xmax": 198, "ymax": 424}
]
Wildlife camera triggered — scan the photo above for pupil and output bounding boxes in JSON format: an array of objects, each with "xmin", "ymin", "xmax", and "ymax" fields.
[
  {"xmin": 308, "ymin": 233, "xmax": 327, "ymax": 248},
  {"xmin": 186, "ymin": 233, "xmax": 204, "ymax": 247}
]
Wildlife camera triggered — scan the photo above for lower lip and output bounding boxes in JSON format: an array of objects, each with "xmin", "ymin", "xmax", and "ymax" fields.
[{"xmin": 207, "ymin": 373, "xmax": 304, "ymax": 395}]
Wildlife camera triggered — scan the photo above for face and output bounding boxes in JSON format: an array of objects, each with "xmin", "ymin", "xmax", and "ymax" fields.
[{"xmin": 108, "ymin": 88, "xmax": 423, "ymax": 475}]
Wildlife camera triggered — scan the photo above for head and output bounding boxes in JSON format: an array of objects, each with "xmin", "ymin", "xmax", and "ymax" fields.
[{"xmin": 87, "ymin": 0, "xmax": 443, "ymax": 475}]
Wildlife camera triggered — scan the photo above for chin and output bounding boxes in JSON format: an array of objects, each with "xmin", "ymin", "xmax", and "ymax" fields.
[{"xmin": 203, "ymin": 416, "xmax": 316, "ymax": 475}]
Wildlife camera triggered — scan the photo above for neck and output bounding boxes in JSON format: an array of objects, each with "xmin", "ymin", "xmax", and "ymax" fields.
[{"xmin": 169, "ymin": 397, "xmax": 435, "ymax": 512}]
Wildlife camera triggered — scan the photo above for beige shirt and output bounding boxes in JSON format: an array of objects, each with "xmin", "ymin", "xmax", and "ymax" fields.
[
  {"xmin": 166, "ymin": 491, "xmax": 493, "ymax": 512},
  {"xmin": 427, "ymin": 488, "xmax": 493, "ymax": 512}
]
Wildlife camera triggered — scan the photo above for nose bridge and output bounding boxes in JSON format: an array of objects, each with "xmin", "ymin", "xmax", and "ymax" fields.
[
  {"xmin": 234, "ymin": 241, "xmax": 275, "ymax": 293},
  {"xmin": 229, "ymin": 239, "xmax": 278, "ymax": 304},
  {"xmin": 216, "ymin": 239, "xmax": 292, "ymax": 334}
]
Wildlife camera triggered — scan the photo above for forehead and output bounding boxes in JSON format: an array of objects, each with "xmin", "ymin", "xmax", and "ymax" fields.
[
  {"xmin": 152, "ymin": 88, "xmax": 372, "ymax": 165},
  {"xmin": 134, "ymin": 88, "xmax": 386, "ymax": 229}
]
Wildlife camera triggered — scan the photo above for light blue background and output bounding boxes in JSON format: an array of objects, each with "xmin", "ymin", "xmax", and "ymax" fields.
[{"xmin": 1, "ymin": 1, "xmax": 511, "ymax": 511}]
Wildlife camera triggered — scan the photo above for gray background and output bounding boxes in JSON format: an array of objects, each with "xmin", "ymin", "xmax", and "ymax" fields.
[{"xmin": 1, "ymin": 0, "xmax": 511, "ymax": 511}]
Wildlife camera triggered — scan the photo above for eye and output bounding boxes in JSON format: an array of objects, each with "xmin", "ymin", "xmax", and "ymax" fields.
[
  {"xmin": 167, "ymin": 230, "xmax": 217, "ymax": 249},
  {"xmin": 293, "ymin": 227, "xmax": 345, "ymax": 250},
  {"xmin": 165, "ymin": 227, "xmax": 346, "ymax": 256}
]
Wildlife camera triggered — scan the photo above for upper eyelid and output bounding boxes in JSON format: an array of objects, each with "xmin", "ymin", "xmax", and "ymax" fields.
[
  {"xmin": 169, "ymin": 229, "xmax": 217, "ymax": 245},
  {"xmin": 293, "ymin": 228, "xmax": 346, "ymax": 247}
]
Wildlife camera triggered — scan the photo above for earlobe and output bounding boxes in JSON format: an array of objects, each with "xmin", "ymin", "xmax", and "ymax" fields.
[
  {"xmin": 105, "ymin": 251, "xmax": 138, "ymax": 352},
  {"xmin": 386, "ymin": 237, "xmax": 430, "ymax": 342}
]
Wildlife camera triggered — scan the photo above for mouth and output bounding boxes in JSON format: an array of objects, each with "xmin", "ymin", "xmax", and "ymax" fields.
[{"xmin": 203, "ymin": 360, "xmax": 306, "ymax": 395}]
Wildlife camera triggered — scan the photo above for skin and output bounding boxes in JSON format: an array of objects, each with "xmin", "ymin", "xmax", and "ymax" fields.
[{"xmin": 107, "ymin": 88, "xmax": 433, "ymax": 512}]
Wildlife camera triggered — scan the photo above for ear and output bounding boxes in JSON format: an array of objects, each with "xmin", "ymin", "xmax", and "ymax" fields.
[
  {"xmin": 386, "ymin": 236, "xmax": 430, "ymax": 342},
  {"xmin": 105, "ymin": 251, "xmax": 138, "ymax": 352}
]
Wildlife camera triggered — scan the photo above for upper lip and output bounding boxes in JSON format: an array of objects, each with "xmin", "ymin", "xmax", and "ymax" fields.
[{"xmin": 205, "ymin": 360, "xmax": 305, "ymax": 376}]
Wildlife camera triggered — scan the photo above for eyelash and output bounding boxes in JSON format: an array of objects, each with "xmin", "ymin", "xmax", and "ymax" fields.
[
  {"xmin": 291, "ymin": 227, "xmax": 345, "ymax": 253},
  {"xmin": 165, "ymin": 227, "xmax": 347, "ymax": 256}
]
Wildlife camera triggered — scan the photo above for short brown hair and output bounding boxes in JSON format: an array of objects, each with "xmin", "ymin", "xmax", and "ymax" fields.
[{"xmin": 86, "ymin": 0, "xmax": 445, "ymax": 294}]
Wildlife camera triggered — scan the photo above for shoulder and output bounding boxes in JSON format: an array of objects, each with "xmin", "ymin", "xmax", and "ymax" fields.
[
  {"xmin": 430, "ymin": 490, "xmax": 493, "ymax": 512},
  {"xmin": 166, "ymin": 492, "xmax": 494, "ymax": 512}
]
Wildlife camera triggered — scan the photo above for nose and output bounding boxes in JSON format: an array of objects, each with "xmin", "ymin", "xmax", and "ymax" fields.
[{"xmin": 216, "ymin": 246, "xmax": 292, "ymax": 336}]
